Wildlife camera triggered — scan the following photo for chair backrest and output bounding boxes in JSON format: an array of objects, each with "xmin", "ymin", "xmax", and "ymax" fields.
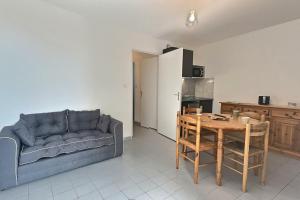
[
  {"xmin": 182, "ymin": 106, "xmax": 197, "ymax": 114},
  {"xmin": 244, "ymin": 121, "xmax": 270, "ymax": 152},
  {"xmin": 249, "ymin": 121, "xmax": 270, "ymax": 137},
  {"xmin": 177, "ymin": 111, "xmax": 201, "ymax": 135},
  {"xmin": 244, "ymin": 121, "xmax": 270, "ymax": 140},
  {"xmin": 240, "ymin": 112, "xmax": 266, "ymax": 122}
]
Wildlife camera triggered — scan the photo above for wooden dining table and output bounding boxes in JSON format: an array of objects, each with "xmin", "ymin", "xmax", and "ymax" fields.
[{"xmin": 185, "ymin": 113, "xmax": 259, "ymax": 186}]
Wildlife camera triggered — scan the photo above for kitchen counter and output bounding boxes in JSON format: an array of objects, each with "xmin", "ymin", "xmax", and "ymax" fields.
[
  {"xmin": 181, "ymin": 96, "xmax": 213, "ymax": 113},
  {"xmin": 182, "ymin": 96, "xmax": 213, "ymax": 102}
]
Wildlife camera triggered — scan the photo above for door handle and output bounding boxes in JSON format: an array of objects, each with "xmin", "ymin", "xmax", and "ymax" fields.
[{"xmin": 172, "ymin": 92, "xmax": 180, "ymax": 101}]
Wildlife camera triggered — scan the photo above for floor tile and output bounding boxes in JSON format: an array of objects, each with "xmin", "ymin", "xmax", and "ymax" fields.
[
  {"xmin": 93, "ymin": 177, "xmax": 115, "ymax": 189},
  {"xmin": 130, "ymin": 173, "xmax": 148, "ymax": 183},
  {"xmin": 0, "ymin": 185, "xmax": 29, "ymax": 200},
  {"xmin": 105, "ymin": 192, "xmax": 128, "ymax": 200},
  {"xmin": 165, "ymin": 196, "xmax": 176, "ymax": 200},
  {"xmin": 77, "ymin": 191, "xmax": 103, "ymax": 200},
  {"xmin": 121, "ymin": 185, "xmax": 144, "ymax": 199},
  {"xmin": 15, "ymin": 197, "xmax": 29, "ymax": 200},
  {"xmin": 172, "ymin": 188, "xmax": 199, "ymax": 200},
  {"xmin": 273, "ymin": 185, "xmax": 300, "ymax": 200},
  {"xmin": 115, "ymin": 178, "xmax": 136, "ymax": 190},
  {"xmin": 151, "ymin": 175, "xmax": 170, "ymax": 186},
  {"xmin": 205, "ymin": 188, "xmax": 238, "ymax": 200},
  {"xmin": 161, "ymin": 180, "xmax": 181, "ymax": 194},
  {"xmin": 28, "ymin": 185, "xmax": 53, "ymax": 200},
  {"xmin": 135, "ymin": 193, "xmax": 152, "ymax": 200},
  {"xmin": 74, "ymin": 182, "xmax": 96, "ymax": 197},
  {"xmin": 147, "ymin": 187, "xmax": 169, "ymax": 200},
  {"xmin": 51, "ymin": 180, "xmax": 73, "ymax": 195},
  {"xmin": 138, "ymin": 179, "xmax": 158, "ymax": 192},
  {"xmin": 98, "ymin": 184, "xmax": 120, "ymax": 199},
  {"xmin": 29, "ymin": 196, "xmax": 53, "ymax": 200},
  {"xmin": 53, "ymin": 189, "xmax": 77, "ymax": 200}
]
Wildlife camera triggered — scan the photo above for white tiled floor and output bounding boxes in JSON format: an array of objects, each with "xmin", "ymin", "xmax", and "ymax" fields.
[{"xmin": 1, "ymin": 125, "xmax": 300, "ymax": 200}]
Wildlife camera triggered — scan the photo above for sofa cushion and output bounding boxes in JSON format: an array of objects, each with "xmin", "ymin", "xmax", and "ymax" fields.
[
  {"xmin": 20, "ymin": 110, "xmax": 67, "ymax": 137},
  {"xmin": 97, "ymin": 115, "xmax": 111, "ymax": 133},
  {"xmin": 68, "ymin": 109, "xmax": 100, "ymax": 132},
  {"xmin": 13, "ymin": 119, "xmax": 35, "ymax": 146},
  {"xmin": 19, "ymin": 130, "xmax": 114, "ymax": 165}
]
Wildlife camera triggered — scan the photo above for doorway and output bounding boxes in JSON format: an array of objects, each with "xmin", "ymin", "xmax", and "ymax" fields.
[{"xmin": 132, "ymin": 50, "xmax": 158, "ymax": 136}]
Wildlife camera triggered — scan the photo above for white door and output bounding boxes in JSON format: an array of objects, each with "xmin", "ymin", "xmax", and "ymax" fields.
[
  {"xmin": 157, "ymin": 48, "xmax": 183, "ymax": 140},
  {"xmin": 140, "ymin": 57, "xmax": 158, "ymax": 129}
]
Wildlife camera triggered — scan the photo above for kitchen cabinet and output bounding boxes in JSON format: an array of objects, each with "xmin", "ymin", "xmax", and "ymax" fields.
[
  {"xmin": 220, "ymin": 102, "xmax": 300, "ymax": 158},
  {"xmin": 271, "ymin": 117, "xmax": 297, "ymax": 150},
  {"xmin": 181, "ymin": 49, "xmax": 193, "ymax": 77},
  {"xmin": 181, "ymin": 97, "xmax": 213, "ymax": 113},
  {"xmin": 162, "ymin": 47, "xmax": 194, "ymax": 77}
]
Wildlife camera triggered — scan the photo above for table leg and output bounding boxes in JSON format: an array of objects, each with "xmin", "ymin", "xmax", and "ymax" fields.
[{"xmin": 216, "ymin": 128, "xmax": 224, "ymax": 186}]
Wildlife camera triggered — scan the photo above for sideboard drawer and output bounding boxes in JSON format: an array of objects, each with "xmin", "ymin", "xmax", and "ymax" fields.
[
  {"xmin": 242, "ymin": 107, "xmax": 270, "ymax": 116},
  {"xmin": 221, "ymin": 104, "xmax": 242, "ymax": 114},
  {"xmin": 272, "ymin": 109, "xmax": 300, "ymax": 120}
]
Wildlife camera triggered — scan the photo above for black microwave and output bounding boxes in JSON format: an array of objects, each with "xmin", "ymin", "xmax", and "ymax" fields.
[{"xmin": 192, "ymin": 66, "xmax": 205, "ymax": 77}]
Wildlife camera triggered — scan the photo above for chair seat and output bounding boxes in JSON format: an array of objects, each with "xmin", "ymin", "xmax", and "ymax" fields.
[
  {"xmin": 225, "ymin": 132, "xmax": 245, "ymax": 143},
  {"xmin": 179, "ymin": 135, "xmax": 215, "ymax": 151},
  {"xmin": 224, "ymin": 141, "xmax": 264, "ymax": 157}
]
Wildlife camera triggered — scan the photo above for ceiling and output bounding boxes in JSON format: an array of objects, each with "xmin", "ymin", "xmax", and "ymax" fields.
[{"xmin": 43, "ymin": 0, "xmax": 300, "ymax": 46}]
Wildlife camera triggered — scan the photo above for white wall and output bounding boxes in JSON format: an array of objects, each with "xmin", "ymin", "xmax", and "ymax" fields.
[
  {"xmin": 0, "ymin": 0, "xmax": 172, "ymax": 138},
  {"xmin": 0, "ymin": 0, "xmax": 93, "ymax": 126},
  {"xmin": 194, "ymin": 18, "xmax": 300, "ymax": 113},
  {"xmin": 88, "ymin": 26, "xmax": 170, "ymax": 137}
]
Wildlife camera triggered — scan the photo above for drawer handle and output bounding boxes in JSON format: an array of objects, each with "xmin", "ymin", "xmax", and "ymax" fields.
[{"xmin": 285, "ymin": 113, "xmax": 289, "ymax": 116}]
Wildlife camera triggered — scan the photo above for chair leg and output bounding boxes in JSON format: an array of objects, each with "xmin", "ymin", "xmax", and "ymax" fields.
[
  {"xmin": 242, "ymin": 156, "xmax": 249, "ymax": 192},
  {"xmin": 253, "ymin": 155, "xmax": 259, "ymax": 176},
  {"xmin": 182, "ymin": 131, "xmax": 188, "ymax": 160},
  {"xmin": 260, "ymin": 152, "xmax": 268, "ymax": 185},
  {"xmin": 194, "ymin": 130, "xmax": 201, "ymax": 184},
  {"xmin": 194, "ymin": 151, "xmax": 200, "ymax": 184},
  {"xmin": 214, "ymin": 134, "xmax": 217, "ymax": 160},
  {"xmin": 260, "ymin": 124, "xmax": 270, "ymax": 185},
  {"xmin": 176, "ymin": 143, "xmax": 179, "ymax": 169},
  {"xmin": 242, "ymin": 124, "xmax": 251, "ymax": 192},
  {"xmin": 176, "ymin": 126, "xmax": 180, "ymax": 169}
]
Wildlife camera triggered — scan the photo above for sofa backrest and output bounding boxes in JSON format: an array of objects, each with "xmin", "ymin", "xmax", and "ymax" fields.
[
  {"xmin": 67, "ymin": 109, "xmax": 100, "ymax": 132},
  {"xmin": 20, "ymin": 110, "xmax": 67, "ymax": 137}
]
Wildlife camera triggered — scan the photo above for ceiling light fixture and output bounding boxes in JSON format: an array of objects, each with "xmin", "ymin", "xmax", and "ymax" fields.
[{"xmin": 186, "ymin": 9, "xmax": 198, "ymax": 27}]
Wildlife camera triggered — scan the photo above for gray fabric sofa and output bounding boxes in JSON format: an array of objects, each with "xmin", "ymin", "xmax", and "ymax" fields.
[{"xmin": 0, "ymin": 109, "xmax": 123, "ymax": 190}]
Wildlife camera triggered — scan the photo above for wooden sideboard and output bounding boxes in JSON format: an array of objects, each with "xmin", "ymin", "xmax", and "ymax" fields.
[{"xmin": 220, "ymin": 102, "xmax": 300, "ymax": 158}]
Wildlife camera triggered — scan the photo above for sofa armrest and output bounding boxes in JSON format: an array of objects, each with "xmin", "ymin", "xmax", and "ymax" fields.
[
  {"xmin": 0, "ymin": 126, "xmax": 21, "ymax": 190},
  {"xmin": 109, "ymin": 118, "xmax": 123, "ymax": 157}
]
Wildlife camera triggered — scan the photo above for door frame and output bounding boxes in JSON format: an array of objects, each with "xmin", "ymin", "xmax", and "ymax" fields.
[{"xmin": 131, "ymin": 50, "xmax": 159, "ymax": 132}]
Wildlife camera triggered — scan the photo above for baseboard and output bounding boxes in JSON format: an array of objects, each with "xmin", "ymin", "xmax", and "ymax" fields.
[
  {"xmin": 123, "ymin": 136, "xmax": 133, "ymax": 141},
  {"xmin": 133, "ymin": 121, "xmax": 141, "ymax": 126}
]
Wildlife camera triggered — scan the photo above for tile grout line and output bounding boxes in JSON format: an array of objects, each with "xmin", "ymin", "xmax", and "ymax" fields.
[
  {"xmin": 270, "ymin": 170, "xmax": 300, "ymax": 200},
  {"xmin": 50, "ymin": 183, "xmax": 54, "ymax": 200}
]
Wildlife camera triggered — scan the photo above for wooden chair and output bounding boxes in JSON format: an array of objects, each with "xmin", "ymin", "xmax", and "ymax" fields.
[
  {"xmin": 182, "ymin": 107, "xmax": 217, "ymax": 158},
  {"xmin": 225, "ymin": 112, "xmax": 266, "ymax": 174},
  {"xmin": 182, "ymin": 106, "xmax": 218, "ymax": 136},
  {"xmin": 176, "ymin": 112, "xmax": 215, "ymax": 184},
  {"xmin": 223, "ymin": 121, "xmax": 270, "ymax": 192}
]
